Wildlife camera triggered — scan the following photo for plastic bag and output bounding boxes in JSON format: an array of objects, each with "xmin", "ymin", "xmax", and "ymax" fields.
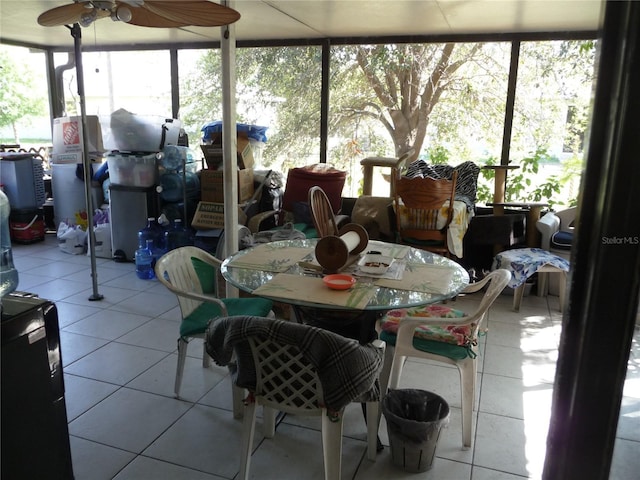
[
  {"xmin": 87, "ymin": 210, "xmax": 112, "ymax": 258},
  {"xmin": 57, "ymin": 221, "xmax": 87, "ymax": 255}
]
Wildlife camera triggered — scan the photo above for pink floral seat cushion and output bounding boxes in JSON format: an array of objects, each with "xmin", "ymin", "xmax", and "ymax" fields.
[{"xmin": 379, "ymin": 304, "xmax": 478, "ymax": 360}]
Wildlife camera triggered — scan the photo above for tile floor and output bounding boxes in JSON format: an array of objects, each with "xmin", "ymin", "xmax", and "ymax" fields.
[{"xmin": 11, "ymin": 235, "xmax": 640, "ymax": 479}]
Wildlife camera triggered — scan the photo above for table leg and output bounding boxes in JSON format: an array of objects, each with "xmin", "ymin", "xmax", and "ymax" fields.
[{"xmin": 513, "ymin": 284, "xmax": 525, "ymax": 312}]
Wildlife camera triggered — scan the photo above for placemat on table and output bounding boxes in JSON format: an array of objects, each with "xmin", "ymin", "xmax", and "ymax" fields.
[
  {"xmin": 368, "ymin": 243, "xmax": 410, "ymax": 259},
  {"xmin": 253, "ymin": 274, "xmax": 377, "ymax": 309},
  {"xmin": 373, "ymin": 263, "xmax": 453, "ymax": 294},
  {"xmin": 227, "ymin": 244, "xmax": 314, "ymax": 272}
]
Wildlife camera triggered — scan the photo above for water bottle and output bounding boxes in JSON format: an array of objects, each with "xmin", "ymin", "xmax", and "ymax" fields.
[
  {"xmin": 0, "ymin": 189, "xmax": 19, "ymax": 297},
  {"xmin": 150, "ymin": 218, "xmax": 167, "ymax": 255},
  {"xmin": 138, "ymin": 217, "xmax": 166, "ymax": 264},
  {"xmin": 165, "ymin": 219, "xmax": 193, "ymax": 251},
  {"xmin": 135, "ymin": 239, "xmax": 155, "ymax": 280},
  {"xmin": 158, "ymin": 145, "xmax": 182, "ymax": 171},
  {"xmin": 158, "ymin": 171, "xmax": 200, "ymax": 202},
  {"xmin": 158, "ymin": 145, "xmax": 194, "ymax": 172}
]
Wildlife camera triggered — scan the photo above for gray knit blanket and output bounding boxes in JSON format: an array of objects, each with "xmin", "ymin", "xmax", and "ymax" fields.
[{"xmin": 205, "ymin": 316, "xmax": 383, "ymax": 413}]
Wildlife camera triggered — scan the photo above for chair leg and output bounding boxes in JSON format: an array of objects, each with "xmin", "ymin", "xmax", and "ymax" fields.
[
  {"xmin": 202, "ymin": 341, "xmax": 211, "ymax": 368},
  {"xmin": 378, "ymin": 345, "xmax": 394, "ymax": 397},
  {"xmin": 174, "ymin": 337, "xmax": 188, "ymax": 398},
  {"xmin": 365, "ymin": 401, "xmax": 379, "ymax": 461},
  {"xmin": 513, "ymin": 284, "xmax": 525, "ymax": 312},
  {"xmin": 321, "ymin": 410, "xmax": 344, "ymax": 480},
  {"xmin": 239, "ymin": 399, "xmax": 258, "ymax": 480},
  {"xmin": 232, "ymin": 382, "xmax": 245, "ymax": 419},
  {"xmin": 262, "ymin": 406, "xmax": 277, "ymax": 438},
  {"xmin": 387, "ymin": 354, "xmax": 407, "ymax": 390},
  {"xmin": 458, "ymin": 359, "xmax": 477, "ymax": 449},
  {"xmin": 537, "ymin": 272, "xmax": 548, "ymax": 297}
]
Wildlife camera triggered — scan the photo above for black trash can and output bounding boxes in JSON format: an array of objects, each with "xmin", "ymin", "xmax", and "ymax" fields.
[{"xmin": 382, "ymin": 389, "xmax": 450, "ymax": 472}]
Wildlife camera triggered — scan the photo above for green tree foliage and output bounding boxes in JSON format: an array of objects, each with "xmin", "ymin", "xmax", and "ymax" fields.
[
  {"xmin": 181, "ymin": 40, "xmax": 594, "ymax": 206},
  {"xmin": 180, "ymin": 46, "xmax": 322, "ymax": 171},
  {"xmin": 0, "ymin": 49, "xmax": 45, "ymax": 143},
  {"xmin": 331, "ymin": 43, "xmax": 486, "ymax": 160}
]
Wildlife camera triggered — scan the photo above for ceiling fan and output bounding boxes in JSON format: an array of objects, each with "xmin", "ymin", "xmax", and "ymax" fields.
[{"xmin": 37, "ymin": 0, "xmax": 241, "ymax": 28}]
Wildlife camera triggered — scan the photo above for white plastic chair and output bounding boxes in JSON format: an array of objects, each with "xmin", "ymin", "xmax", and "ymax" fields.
[
  {"xmin": 206, "ymin": 316, "xmax": 385, "ymax": 480},
  {"xmin": 154, "ymin": 246, "xmax": 273, "ymax": 415},
  {"xmin": 376, "ymin": 269, "xmax": 510, "ymax": 448},
  {"xmin": 536, "ymin": 206, "xmax": 577, "ymax": 255}
]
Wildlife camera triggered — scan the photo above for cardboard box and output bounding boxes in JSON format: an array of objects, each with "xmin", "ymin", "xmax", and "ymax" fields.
[
  {"xmin": 52, "ymin": 116, "xmax": 104, "ymax": 155},
  {"xmin": 200, "ymin": 168, "xmax": 254, "ymax": 203},
  {"xmin": 191, "ymin": 202, "xmax": 226, "ymax": 229},
  {"xmin": 201, "ymin": 132, "xmax": 254, "ymax": 170},
  {"xmin": 191, "ymin": 201, "xmax": 250, "ymax": 230}
]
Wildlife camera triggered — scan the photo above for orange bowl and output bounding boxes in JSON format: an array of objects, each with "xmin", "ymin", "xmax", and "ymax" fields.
[{"xmin": 323, "ymin": 274, "xmax": 356, "ymax": 290}]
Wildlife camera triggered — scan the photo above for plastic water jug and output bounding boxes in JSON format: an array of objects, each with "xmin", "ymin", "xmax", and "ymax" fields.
[
  {"xmin": 158, "ymin": 171, "xmax": 200, "ymax": 202},
  {"xmin": 157, "ymin": 145, "xmax": 194, "ymax": 171},
  {"xmin": 0, "ymin": 189, "xmax": 19, "ymax": 297},
  {"xmin": 138, "ymin": 217, "xmax": 166, "ymax": 259},
  {"xmin": 135, "ymin": 239, "xmax": 155, "ymax": 280},
  {"xmin": 165, "ymin": 219, "xmax": 193, "ymax": 251}
]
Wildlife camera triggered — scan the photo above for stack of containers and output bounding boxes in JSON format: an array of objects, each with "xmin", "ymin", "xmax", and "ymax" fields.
[
  {"xmin": 192, "ymin": 122, "xmax": 267, "ymax": 230},
  {"xmin": 103, "ymin": 111, "xmax": 182, "ymax": 261},
  {"xmin": 156, "ymin": 145, "xmax": 201, "ymax": 226}
]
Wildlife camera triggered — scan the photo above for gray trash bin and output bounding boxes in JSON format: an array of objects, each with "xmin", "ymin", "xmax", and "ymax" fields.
[{"xmin": 382, "ymin": 389, "xmax": 450, "ymax": 472}]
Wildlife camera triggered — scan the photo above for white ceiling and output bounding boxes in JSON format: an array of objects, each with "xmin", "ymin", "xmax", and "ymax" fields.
[{"xmin": 1, "ymin": 1, "xmax": 604, "ymax": 51}]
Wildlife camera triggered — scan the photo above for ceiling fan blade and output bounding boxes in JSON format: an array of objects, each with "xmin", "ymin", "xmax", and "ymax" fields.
[
  {"xmin": 37, "ymin": 3, "xmax": 90, "ymax": 27},
  {"xmin": 125, "ymin": 5, "xmax": 196, "ymax": 28},
  {"xmin": 38, "ymin": 2, "xmax": 113, "ymax": 27},
  {"xmin": 139, "ymin": 0, "xmax": 241, "ymax": 27},
  {"xmin": 38, "ymin": 0, "xmax": 239, "ymax": 28}
]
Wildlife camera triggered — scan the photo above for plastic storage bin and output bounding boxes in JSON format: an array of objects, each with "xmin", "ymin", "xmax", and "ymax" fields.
[
  {"xmin": 107, "ymin": 152, "xmax": 157, "ymax": 187},
  {"xmin": 382, "ymin": 389, "xmax": 450, "ymax": 472},
  {"xmin": 101, "ymin": 111, "xmax": 181, "ymax": 153}
]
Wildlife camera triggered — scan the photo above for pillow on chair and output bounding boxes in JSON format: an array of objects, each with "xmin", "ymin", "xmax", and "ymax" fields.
[
  {"xmin": 550, "ymin": 230, "xmax": 573, "ymax": 250},
  {"xmin": 379, "ymin": 304, "xmax": 479, "ymax": 360}
]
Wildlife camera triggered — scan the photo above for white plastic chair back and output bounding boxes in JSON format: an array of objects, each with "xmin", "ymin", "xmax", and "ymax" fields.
[
  {"xmin": 379, "ymin": 269, "xmax": 510, "ymax": 448},
  {"xmin": 155, "ymin": 245, "xmax": 225, "ymax": 321},
  {"xmin": 247, "ymin": 336, "xmax": 325, "ymax": 412}
]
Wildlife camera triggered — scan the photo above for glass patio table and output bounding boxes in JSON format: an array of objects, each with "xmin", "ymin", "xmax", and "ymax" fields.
[{"xmin": 221, "ymin": 238, "xmax": 469, "ymax": 321}]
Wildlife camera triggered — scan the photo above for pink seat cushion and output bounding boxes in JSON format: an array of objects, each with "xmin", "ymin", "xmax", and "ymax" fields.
[
  {"xmin": 380, "ymin": 304, "xmax": 474, "ymax": 347},
  {"xmin": 379, "ymin": 305, "xmax": 479, "ymax": 360}
]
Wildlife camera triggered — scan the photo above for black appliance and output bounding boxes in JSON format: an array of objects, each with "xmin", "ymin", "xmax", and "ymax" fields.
[{"xmin": 1, "ymin": 292, "xmax": 74, "ymax": 479}]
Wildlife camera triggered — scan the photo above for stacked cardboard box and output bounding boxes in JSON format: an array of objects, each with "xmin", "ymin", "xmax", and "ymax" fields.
[
  {"xmin": 51, "ymin": 116, "xmax": 104, "ymax": 164},
  {"xmin": 194, "ymin": 132, "xmax": 255, "ymax": 229}
]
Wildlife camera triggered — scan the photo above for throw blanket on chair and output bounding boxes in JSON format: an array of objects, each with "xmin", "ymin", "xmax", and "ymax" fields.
[
  {"xmin": 205, "ymin": 316, "xmax": 383, "ymax": 412},
  {"xmin": 406, "ymin": 160, "xmax": 480, "ymax": 212}
]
